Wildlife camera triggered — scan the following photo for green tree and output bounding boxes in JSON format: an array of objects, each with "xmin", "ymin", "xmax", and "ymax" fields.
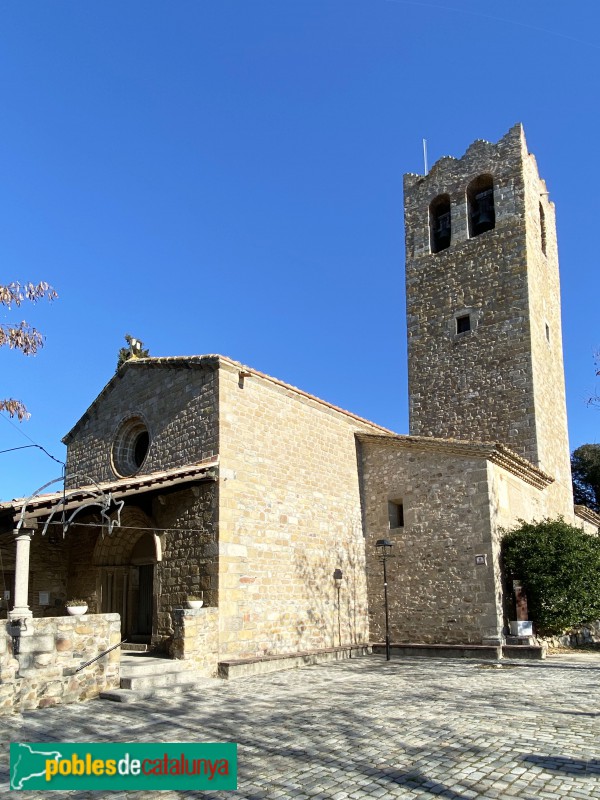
[
  {"xmin": 571, "ymin": 444, "xmax": 600, "ymax": 513},
  {"xmin": 0, "ymin": 281, "xmax": 57, "ymax": 419},
  {"xmin": 502, "ymin": 518, "xmax": 600, "ymax": 635}
]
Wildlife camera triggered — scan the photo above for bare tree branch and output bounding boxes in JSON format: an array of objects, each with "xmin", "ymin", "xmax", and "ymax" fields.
[
  {"xmin": 0, "ymin": 281, "xmax": 57, "ymax": 308},
  {"xmin": 0, "ymin": 399, "xmax": 30, "ymax": 420},
  {"xmin": 1, "ymin": 281, "xmax": 57, "ymax": 419},
  {"xmin": 0, "ymin": 322, "xmax": 45, "ymax": 355}
]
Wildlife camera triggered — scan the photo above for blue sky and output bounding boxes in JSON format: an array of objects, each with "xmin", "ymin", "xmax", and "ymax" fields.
[{"xmin": 1, "ymin": 1, "xmax": 599, "ymax": 501}]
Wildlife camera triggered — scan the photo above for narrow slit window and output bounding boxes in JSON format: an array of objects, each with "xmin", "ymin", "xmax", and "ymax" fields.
[
  {"xmin": 467, "ymin": 175, "xmax": 495, "ymax": 238},
  {"xmin": 429, "ymin": 194, "xmax": 452, "ymax": 253},
  {"xmin": 545, "ymin": 323, "xmax": 550, "ymax": 342},
  {"xmin": 539, "ymin": 202, "xmax": 547, "ymax": 255},
  {"xmin": 388, "ymin": 501, "xmax": 404, "ymax": 529},
  {"xmin": 456, "ymin": 314, "xmax": 471, "ymax": 334}
]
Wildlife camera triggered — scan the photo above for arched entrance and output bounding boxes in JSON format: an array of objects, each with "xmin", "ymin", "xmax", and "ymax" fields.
[{"xmin": 93, "ymin": 507, "xmax": 161, "ymax": 640}]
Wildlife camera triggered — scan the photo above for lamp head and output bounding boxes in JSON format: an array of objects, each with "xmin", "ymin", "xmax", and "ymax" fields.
[{"xmin": 375, "ymin": 539, "xmax": 393, "ymax": 558}]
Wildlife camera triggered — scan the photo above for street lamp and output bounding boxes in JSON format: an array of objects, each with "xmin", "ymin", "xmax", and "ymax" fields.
[
  {"xmin": 375, "ymin": 539, "xmax": 393, "ymax": 661},
  {"xmin": 333, "ymin": 569, "xmax": 343, "ymax": 646}
]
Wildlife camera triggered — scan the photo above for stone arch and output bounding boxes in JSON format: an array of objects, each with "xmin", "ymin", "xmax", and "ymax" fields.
[
  {"xmin": 93, "ymin": 506, "xmax": 159, "ymax": 566},
  {"xmin": 429, "ymin": 193, "xmax": 451, "ymax": 253},
  {"xmin": 467, "ymin": 174, "xmax": 495, "ymax": 238},
  {"xmin": 93, "ymin": 505, "xmax": 160, "ymax": 640}
]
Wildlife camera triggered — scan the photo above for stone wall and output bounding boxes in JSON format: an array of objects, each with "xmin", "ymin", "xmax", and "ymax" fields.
[
  {"xmin": 63, "ymin": 358, "xmax": 219, "ymax": 486},
  {"xmin": 522, "ymin": 145, "xmax": 573, "ymax": 513},
  {"xmin": 217, "ymin": 359, "xmax": 385, "ymax": 659},
  {"xmin": 66, "ymin": 524, "xmax": 100, "ymax": 610},
  {"xmin": 405, "ymin": 124, "xmax": 536, "ymax": 462},
  {"xmin": 360, "ymin": 436, "xmax": 508, "ymax": 645},
  {"xmin": 0, "ymin": 530, "xmax": 69, "ymax": 619},
  {"xmin": 0, "ymin": 613, "xmax": 120, "ymax": 715},
  {"xmin": 539, "ymin": 621, "xmax": 600, "ymax": 649},
  {"xmin": 404, "ymin": 123, "xmax": 572, "ymax": 517},
  {"xmin": 169, "ymin": 606, "xmax": 219, "ymax": 676},
  {"xmin": 152, "ymin": 484, "xmax": 218, "ymax": 644}
]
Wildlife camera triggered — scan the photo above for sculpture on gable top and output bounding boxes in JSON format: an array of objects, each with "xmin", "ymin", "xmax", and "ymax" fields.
[{"xmin": 117, "ymin": 334, "xmax": 150, "ymax": 371}]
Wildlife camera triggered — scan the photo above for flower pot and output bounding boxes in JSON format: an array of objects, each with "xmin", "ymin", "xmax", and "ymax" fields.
[
  {"xmin": 186, "ymin": 599, "xmax": 203, "ymax": 610},
  {"xmin": 66, "ymin": 605, "xmax": 88, "ymax": 616}
]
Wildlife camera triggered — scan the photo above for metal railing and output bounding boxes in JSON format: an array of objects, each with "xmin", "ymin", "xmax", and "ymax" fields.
[{"xmin": 75, "ymin": 638, "xmax": 127, "ymax": 673}]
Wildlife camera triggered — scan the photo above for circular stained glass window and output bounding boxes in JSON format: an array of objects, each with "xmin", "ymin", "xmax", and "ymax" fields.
[{"xmin": 112, "ymin": 417, "xmax": 150, "ymax": 477}]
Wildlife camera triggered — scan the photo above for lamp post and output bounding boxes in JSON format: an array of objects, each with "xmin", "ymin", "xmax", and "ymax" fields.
[
  {"xmin": 375, "ymin": 539, "xmax": 393, "ymax": 661},
  {"xmin": 333, "ymin": 569, "xmax": 343, "ymax": 647}
]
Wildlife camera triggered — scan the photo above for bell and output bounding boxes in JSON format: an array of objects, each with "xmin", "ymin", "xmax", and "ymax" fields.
[
  {"xmin": 436, "ymin": 211, "xmax": 451, "ymax": 233},
  {"xmin": 476, "ymin": 206, "xmax": 493, "ymax": 227}
]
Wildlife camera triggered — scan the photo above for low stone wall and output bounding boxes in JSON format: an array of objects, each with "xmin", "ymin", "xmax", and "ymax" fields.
[
  {"xmin": 169, "ymin": 607, "xmax": 219, "ymax": 676},
  {"xmin": 538, "ymin": 620, "xmax": 600, "ymax": 649},
  {"xmin": 0, "ymin": 613, "xmax": 121, "ymax": 715}
]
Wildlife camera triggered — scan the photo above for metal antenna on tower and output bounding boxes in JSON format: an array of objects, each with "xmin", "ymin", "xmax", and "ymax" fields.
[{"xmin": 423, "ymin": 139, "xmax": 428, "ymax": 175}]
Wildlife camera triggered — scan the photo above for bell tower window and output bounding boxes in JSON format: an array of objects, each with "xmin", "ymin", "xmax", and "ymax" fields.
[
  {"xmin": 456, "ymin": 314, "xmax": 471, "ymax": 334},
  {"xmin": 467, "ymin": 175, "xmax": 495, "ymax": 238},
  {"xmin": 429, "ymin": 194, "xmax": 451, "ymax": 253},
  {"xmin": 539, "ymin": 202, "xmax": 547, "ymax": 255}
]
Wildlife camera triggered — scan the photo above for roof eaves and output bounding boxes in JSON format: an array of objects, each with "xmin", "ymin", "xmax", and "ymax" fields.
[
  {"xmin": 0, "ymin": 458, "xmax": 219, "ymax": 521},
  {"xmin": 356, "ymin": 432, "xmax": 553, "ymax": 489},
  {"xmin": 63, "ymin": 354, "xmax": 396, "ymax": 446},
  {"xmin": 62, "ymin": 355, "xmax": 221, "ymax": 444},
  {"xmin": 574, "ymin": 504, "xmax": 600, "ymax": 529}
]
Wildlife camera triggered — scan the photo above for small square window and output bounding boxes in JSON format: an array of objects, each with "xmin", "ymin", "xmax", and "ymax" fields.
[
  {"xmin": 456, "ymin": 314, "xmax": 471, "ymax": 334},
  {"xmin": 388, "ymin": 501, "xmax": 404, "ymax": 529}
]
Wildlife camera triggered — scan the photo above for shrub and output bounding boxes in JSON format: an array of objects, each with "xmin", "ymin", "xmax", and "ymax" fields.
[{"xmin": 502, "ymin": 518, "xmax": 600, "ymax": 635}]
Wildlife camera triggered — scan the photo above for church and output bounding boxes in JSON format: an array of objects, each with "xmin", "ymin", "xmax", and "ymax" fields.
[{"xmin": 1, "ymin": 124, "xmax": 598, "ymax": 711}]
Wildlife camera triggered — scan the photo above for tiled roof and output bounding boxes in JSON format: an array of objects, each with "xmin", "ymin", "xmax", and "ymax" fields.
[
  {"xmin": 0, "ymin": 457, "xmax": 218, "ymax": 524},
  {"xmin": 355, "ymin": 432, "xmax": 554, "ymax": 490},
  {"xmin": 62, "ymin": 354, "xmax": 396, "ymax": 444}
]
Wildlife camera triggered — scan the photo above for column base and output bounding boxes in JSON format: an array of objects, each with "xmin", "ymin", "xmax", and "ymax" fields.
[{"xmin": 9, "ymin": 607, "xmax": 33, "ymax": 622}]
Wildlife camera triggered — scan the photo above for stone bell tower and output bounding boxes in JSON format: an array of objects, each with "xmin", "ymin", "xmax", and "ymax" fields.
[{"xmin": 404, "ymin": 124, "xmax": 572, "ymax": 511}]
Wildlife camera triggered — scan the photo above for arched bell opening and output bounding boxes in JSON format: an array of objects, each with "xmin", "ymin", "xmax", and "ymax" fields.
[
  {"xmin": 467, "ymin": 174, "xmax": 495, "ymax": 238},
  {"xmin": 429, "ymin": 194, "xmax": 452, "ymax": 253}
]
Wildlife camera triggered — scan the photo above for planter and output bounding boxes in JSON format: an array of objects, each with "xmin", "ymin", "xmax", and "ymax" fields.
[
  {"xmin": 186, "ymin": 599, "xmax": 204, "ymax": 610},
  {"xmin": 510, "ymin": 620, "xmax": 533, "ymax": 636},
  {"xmin": 66, "ymin": 605, "xmax": 88, "ymax": 616}
]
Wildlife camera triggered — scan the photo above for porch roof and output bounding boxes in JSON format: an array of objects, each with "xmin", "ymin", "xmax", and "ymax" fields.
[{"xmin": 0, "ymin": 457, "xmax": 218, "ymax": 529}]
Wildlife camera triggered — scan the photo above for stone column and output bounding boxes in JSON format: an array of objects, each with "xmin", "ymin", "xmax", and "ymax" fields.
[{"xmin": 9, "ymin": 529, "xmax": 34, "ymax": 620}]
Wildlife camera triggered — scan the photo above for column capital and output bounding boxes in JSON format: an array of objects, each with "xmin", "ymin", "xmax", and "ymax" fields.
[{"xmin": 13, "ymin": 527, "xmax": 35, "ymax": 540}]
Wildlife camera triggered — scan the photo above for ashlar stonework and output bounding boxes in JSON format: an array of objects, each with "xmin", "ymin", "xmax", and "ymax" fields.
[{"xmin": 1, "ymin": 125, "xmax": 598, "ymax": 713}]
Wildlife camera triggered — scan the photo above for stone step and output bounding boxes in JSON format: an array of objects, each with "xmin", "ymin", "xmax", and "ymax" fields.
[
  {"xmin": 121, "ymin": 643, "xmax": 149, "ymax": 652},
  {"xmin": 100, "ymin": 688, "xmax": 154, "ymax": 704},
  {"xmin": 100, "ymin": 675, "xmax": 224, "ymax": 703},
  {"xmin": 152, "ymin": 677, "xmax": 223, "ymax": 696},
  {"xmin": 120, "ymin": 655, "xmax": 192, "ymax": 678},
  {"xmin": 218, "ymin": 644, "xmax": 372, "ymax": 679},
  {"xmin": 120, "ymin": 669, "xmax": 204, "ymax": 692},
  {"xmin": 502, "ymin": 644, "xmax": 546, "ymax": 660},
  {"xmin": 129, "ymin": 634, "xmax": 152, "ymax": 644}
]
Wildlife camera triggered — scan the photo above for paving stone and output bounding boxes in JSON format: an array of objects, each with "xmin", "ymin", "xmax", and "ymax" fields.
[{"xmin": 2, "ymin": 653, "xmax": 600, "ymax": 798}]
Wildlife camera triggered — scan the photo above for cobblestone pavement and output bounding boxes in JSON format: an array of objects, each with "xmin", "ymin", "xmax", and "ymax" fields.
[{"xmin": 1, "ymin": 653, "xmax": 600, "ymax": 799}]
